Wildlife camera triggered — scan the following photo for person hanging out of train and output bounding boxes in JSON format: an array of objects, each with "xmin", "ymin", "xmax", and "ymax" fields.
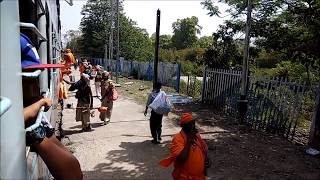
[
  {"xmin": 24, "ymin": 98, "xmax": 83, "ymax": 180},
  {"xmin": 20, "ymin": 33, "xmax": 82, "ymax": 180},
  {"xmin": 69, "ymin": 73, "xmax": 94, "ymax": 131}
]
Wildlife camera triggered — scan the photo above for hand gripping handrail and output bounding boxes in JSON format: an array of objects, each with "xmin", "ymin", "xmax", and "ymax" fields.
[
  {"xmin": 20, "ymin": 70, "xmax": 42, "ymax": 78},
  {"xmin": 25, "ymin": 92, "xmax": 50, "ymax": 132},
  {"xmin": 0, "ymin": 96, "xmax": 12, "ymax": 117}
]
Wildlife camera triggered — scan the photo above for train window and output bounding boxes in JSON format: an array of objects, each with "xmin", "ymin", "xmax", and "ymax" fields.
[
  {"xmin": 19, "ymin": 0, "xmax": 41, "ymax": 107},
  {"xmin": 19, "ymin": 0, "xmax": 38, "ymax": 48}
]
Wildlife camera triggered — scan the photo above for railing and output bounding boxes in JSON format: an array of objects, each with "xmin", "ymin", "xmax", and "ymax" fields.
[
  {"xmin": 20, "ymin": 22, "xmax": 47, "ymax": 41},
  {"xmin": 202, "ymin": 67, "xmax": 318, "ymax": 142},
  {"xmin": 0, "ymin": 96, "xmax": 12, "ymax": 116},
  {"xmin": 90, "ymin": 58, "xmax": 181, "ymax": 91}
]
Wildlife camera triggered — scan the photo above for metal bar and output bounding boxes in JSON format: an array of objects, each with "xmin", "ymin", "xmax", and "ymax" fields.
[
  {"xmin": 0, "ymin": 97, "xmax": 12, "ymax": 117},
  {"xmin": 35, "ymin": 0, "xmax": 45, "ymax": 14},
  {"xmin": 20, "ymin": 22, "xmax": 47, "ymax": 41},
  {"xmin": 1, "ymin": 1, "xmax": 27, "ymax": 178},
  {"xmin": 20, "ymin": 70, "xmax": 42, "ymax": 78}
]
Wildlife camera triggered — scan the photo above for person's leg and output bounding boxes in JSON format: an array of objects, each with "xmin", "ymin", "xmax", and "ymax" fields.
[
  {"xmin": 97, "ymin": 82, "xmax": 101, "ymax": 98},
  {"xmin": 95, "ymin": 82, "xmax": 100, "ymax": 98},
  {"xmin": 150, "ymin": 111, "xmax": 158, "ymax": 143},
  {"xmin": 106, "ymin": 101, "xmax": 113, "ymax": 123},
  {"xmin": 100, "ymin": 99, "xmax": 107, "ymax": 124},
  {"xmin": 157, "ymin": 116, "xmax": 163, "ymax": 141}
]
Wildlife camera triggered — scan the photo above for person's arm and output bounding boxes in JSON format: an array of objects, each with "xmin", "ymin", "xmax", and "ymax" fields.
[
  {"xmin": 144, "ymin": 94, "xmax": 151, "ymax": 116},
  {"xmin": 89, "ymin": 88, "xmax": 93, "ymax": 109},
  {"xmin": 69, "ymin": 80, "xmax": 80, "ymax": 91},
  {"xmin": 33, "ymin": 138, "xmax": 83, "ymax": 180},
  {"xmin": 63, "ymin": 78, "xmax": 74, "ymax": 85},
  {"xmin": 176, "ymin": 131, "xmax": 197, "ymax": 164},
  {"xmin": 24, "ymin": 98, "xmax": 52, "ymax": 123}
]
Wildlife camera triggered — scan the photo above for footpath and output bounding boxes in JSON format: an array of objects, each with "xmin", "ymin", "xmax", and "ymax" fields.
[{"xmin": 61, "ymin": 72, "xmax": 180, "ymax": 179}]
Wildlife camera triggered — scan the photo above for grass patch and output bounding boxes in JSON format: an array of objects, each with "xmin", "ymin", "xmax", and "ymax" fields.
[{"xmin": 117, "ymin": 77, "xmax": 177, "ymax": 105}]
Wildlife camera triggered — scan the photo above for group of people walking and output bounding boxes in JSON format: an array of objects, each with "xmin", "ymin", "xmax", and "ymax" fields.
[
  {"xmin": 64, "ymin": 59, "xmax": 117, "ymax": 132},
  {"xmin": 60, "ymin": 50, "xmax": 210, "ymax": 179}
]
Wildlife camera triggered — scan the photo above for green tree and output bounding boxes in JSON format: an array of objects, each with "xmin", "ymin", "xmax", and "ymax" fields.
[
  {"xmin": 202, "ymin": 0, "xmax": 320, "ymax": 82},
  {"xmin": 196, "ymin": 36, "xmax": 214, "ymax": 48},
  {"xmin": 80, "ymin": 0, "xmax": 153, "ymax": 61},
  {"xmin": 171, "ymin": 16, "xmax": 202, "ymax": 50},
  {"xmin": 64, "ymin": 30, "xmax": 82, "ymax": 55}
]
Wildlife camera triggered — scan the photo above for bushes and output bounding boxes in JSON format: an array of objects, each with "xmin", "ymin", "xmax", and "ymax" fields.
[
  {"xmin": 179, "ymin": 77, "xmax": 202, "ymax": 99},
  {"xmin": 271, "ymin": 61, "xmax": 306, "ymax": 80}
]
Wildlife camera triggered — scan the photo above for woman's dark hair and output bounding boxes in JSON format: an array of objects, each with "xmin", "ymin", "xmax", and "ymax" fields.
[{"xmin": 155, "ymin": 82, "xmax": 162, "ymax": 90}]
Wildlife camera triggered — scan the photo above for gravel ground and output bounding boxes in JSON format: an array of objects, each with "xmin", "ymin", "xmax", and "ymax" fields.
[
  {"xmin": 60, "ymin": 70, "xmax": 320, "ymax": 180},
  {"xmin": 61, "ymin": 73, "xmax": 181, "ymax": 179}
]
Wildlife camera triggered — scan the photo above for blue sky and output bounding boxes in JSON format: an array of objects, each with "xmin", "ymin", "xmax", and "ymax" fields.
[{"xmin": 60, "ymin": 0, "xmax": 229, "ymax": 37}]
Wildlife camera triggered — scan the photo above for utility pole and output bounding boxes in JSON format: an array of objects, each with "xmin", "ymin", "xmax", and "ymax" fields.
[
  {"xmin": 153, "ymin": 9, "xmax": 160, "ymax": 89},
  {"xmin": 308, "ymin": 86, "xmax": 320, "ymax": 150},
  {"xmin": 110, "ymin": 0, "xmax": 114, "ymax": 61},
  {"xmin": 115, "ymin": 0, "xmax": 120, "ymax": 83},
  {"xmin": 238, "ymin": 0, "xmax": 252, "ymax": 124}
]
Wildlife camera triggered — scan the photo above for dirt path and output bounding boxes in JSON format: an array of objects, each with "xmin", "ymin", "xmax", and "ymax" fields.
[
  {"xmin": 61, "ymin": 71, "xmax": 320, "ymax": 180},
  {"xmin": 61, "ymin": 76, "xmax": 180, "ymax": 179}
]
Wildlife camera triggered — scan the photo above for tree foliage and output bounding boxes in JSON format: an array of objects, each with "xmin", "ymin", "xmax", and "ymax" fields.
[
  {"xmin": 171, "ymin": 16, "xmax": 202, "ymax": 50},
  {"xmin": 202, "ymin": 0, "xmax": 320, "ymax": 81},
  {"xmin": 78, "ymin": 0, "xmax": 152, "ymax": 61}
]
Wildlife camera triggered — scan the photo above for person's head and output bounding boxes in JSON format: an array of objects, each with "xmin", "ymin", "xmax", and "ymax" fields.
[
  {"xmin": 66, "ymin": 49, "xmax": 71, "ymax": 53},
  {"xmin": 154, "ymin": 82, "xmax": 162, "ymax": 91},
  {"xmin": 107, "ymin": 81, "xmax": 114, "ymax": 89},
  {"xmin": 83, "ymin": 59, "xmax": 87, "ymax": 63},
  {"xmin": 180, "ymin": 113, "xmax": 196, "ymax": 134},
  {"xmin": 102, "ymin": 71, "xmax": 109, "ymax": 80}
]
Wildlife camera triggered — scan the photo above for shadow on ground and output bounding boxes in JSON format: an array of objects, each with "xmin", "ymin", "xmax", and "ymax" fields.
[
  {"xmin": 171, "ymin": 102, "xmax": 320, "ymax": 179},
  {"xmin": 82, "ymin": 140, "xmax": 173, "ymax": 180}
]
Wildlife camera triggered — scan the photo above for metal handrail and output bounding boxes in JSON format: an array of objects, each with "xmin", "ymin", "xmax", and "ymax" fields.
[
  {"xmin": 20, "ymin": 22, "xmax": 47, "ymax": 41},
  {"xmin": 0, "ymin": 97, "xmax": 12, "ymax": 116},
  {"xmin": 20, "ymin": 70, "xmax": 42, "ymax": 78},
  {"xmin": 25, "ymin": 92, "xmax": 50, "ymax": 132},
  {"xmin": 35, "ymin": 0, "xmax": 45, "ymax": 14}
]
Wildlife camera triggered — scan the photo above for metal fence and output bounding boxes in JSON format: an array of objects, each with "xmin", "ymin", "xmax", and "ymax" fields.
[
  {"xmin": 202, "ymin": 68, "xmax": 318, "ymax": 141},
  {"xmin": 202, "ymin": 68, "xmax": 242, "ymax": 105},
  {"xmin": 90, "ymin": 58, "xmax": 181, "ymax": 91}
]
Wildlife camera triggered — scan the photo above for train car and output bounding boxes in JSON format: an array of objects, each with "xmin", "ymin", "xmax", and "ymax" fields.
[{"xmin": 0, "ymin": 0, "xmax": 73, "ymax": 179}]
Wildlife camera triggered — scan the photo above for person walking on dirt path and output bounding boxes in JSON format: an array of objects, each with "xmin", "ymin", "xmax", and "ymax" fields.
[
  {"xmin": 100, "ymin": 71, "xmax": 110, "ymax": 98},
  {"xmin": 63, "ymin": 49, "xmax": 76, "ymax": 82},
  {"xmin": 93, "ymin": 65, "xmax": 103, "ymax": 99},
  {"xmin": 69, "ymin": 73, "xmax": 93, "ymax": 131},
  {"xmin": 159, "ymin": 113, "xmax": 210, "ymax": 180},
  {"xmin": 144, "ymin": 82, "xmax": 164, "ymax": 144},
  {"xmin": 99, "ymin": 81, "xmax": 117, "ymax": 125}
]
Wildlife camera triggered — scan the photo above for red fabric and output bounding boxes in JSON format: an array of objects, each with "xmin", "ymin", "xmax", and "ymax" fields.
[
  {"xmin": 111, "ymin": 88, "xmax": 118, "ymax": 101},
  {"xmin": 22, "ymin": 64, "xmax": 64, "ymax": 69},
  {"xmin": 159, "ymin": 131, "xmax": 208, "ymax": 180},
  {"xmin": 180, "ymin": 113, "xmax": 193, "ymax": 126}
]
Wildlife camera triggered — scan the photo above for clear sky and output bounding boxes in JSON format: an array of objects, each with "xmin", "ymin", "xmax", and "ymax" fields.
[{"xmin": 60, "ymin": 0, "xmax": 229, "ymax": 37}]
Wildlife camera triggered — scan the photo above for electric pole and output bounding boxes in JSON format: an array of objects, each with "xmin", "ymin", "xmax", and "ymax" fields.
[
  {"xmin": 238, "ymin": 0, "xmax": 252, "ymax": 124},
  {"xmin": 116, "ymin": 0, "xmax": 120, "ymax": 83},
  {"xmin": 153, "ymin": 9, "xmax": 160, "ymax": 89},
  {"xmin": 110, "ymin": 0, "xmax": 114, "ymax": 61}
]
